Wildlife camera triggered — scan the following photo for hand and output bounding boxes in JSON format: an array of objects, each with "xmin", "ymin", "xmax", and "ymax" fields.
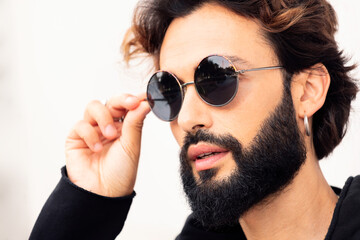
[{"xmin": 65, "ymin": 94, "xmax": 151, "ymax": 197}]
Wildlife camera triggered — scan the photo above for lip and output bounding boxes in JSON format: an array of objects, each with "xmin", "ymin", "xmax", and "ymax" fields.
[{"xmin": 188, "ymin": 143, "xmax": 229, "ymax": 171}]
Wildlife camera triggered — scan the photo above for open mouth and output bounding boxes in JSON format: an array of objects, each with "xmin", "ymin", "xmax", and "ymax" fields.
[
  {"xmin": 197, "ymin": 152, "xmax": 222, "ymax": 159},
  {"xmin": 188, "ymin": 144, "xmax": 229, "ymax": 171}
]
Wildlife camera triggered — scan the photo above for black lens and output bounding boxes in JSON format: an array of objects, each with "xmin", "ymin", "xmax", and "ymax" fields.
[
  {"xmin": 194, "ymin": 55, "xmax": 238, "ymax": 106},
  {"xmin": 147, "ymin": 71, "xmax": 183, "ymax": 121}
]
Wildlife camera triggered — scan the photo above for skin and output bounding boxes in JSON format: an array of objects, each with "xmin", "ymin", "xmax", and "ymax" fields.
[{"xmin": 65, "ymin": 3, "xmax": 338, "ymax": 239}]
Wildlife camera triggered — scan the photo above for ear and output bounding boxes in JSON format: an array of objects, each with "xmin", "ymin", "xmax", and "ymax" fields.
[{"xmin": 292, "ymin": 63, "xmax": 331, "ymax": 119}]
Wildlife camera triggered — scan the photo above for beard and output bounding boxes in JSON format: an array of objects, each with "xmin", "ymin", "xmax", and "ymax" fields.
[{"xmin": 179, "ymin": 83, "xmax": 307, "ymax": 230}]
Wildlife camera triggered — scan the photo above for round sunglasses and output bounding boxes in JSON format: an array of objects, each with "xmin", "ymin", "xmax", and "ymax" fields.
[{"xmin": 146, "ymin": 55, "xmax": 283, "ymax": 121}]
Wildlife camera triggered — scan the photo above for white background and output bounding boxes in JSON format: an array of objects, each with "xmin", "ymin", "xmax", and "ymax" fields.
[{"xmin": 0, "ymin": 0, "xmax": 359, "ymax": 239}]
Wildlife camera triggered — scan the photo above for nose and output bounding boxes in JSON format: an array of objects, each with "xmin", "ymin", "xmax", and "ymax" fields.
[{"xmin": 176, "ymin": 83, "xmax": 213, "ymax": 133}]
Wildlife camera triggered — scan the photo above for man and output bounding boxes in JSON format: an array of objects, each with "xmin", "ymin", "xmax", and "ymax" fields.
[{"xmin": 30, "ymin": 0, "xmax": 359, "ymax": 239}]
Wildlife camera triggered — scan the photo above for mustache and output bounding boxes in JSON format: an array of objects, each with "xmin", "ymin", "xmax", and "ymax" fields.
[{"xmin": 180, "ymin": 130, "xmax": 243, "ymax": 161}]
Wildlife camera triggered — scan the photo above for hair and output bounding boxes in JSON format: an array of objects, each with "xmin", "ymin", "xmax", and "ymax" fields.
[{"xmin": 121, "ymin": 0, "xmax": 358, "ymax": 160}]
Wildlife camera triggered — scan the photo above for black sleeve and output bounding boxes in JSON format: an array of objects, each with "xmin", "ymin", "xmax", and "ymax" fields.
[{"xmin": 29, "ymin": 167, "xmax": 135, "ymax": 240}]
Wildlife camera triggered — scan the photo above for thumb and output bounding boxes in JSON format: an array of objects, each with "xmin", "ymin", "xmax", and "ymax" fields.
[{"xmin": 120, "ymin": 100, "xmax": 151, "ymax": 157}]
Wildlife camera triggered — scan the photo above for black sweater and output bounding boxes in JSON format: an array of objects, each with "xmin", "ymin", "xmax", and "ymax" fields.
[{"xmin": 30, "ymin": 167, "xmax": 360, "ymax": 239}]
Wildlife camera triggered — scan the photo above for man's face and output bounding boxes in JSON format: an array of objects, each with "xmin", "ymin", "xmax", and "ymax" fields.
[{"xmin": 159, "ymin": 3, "xmax": 306, "ymax": 228}]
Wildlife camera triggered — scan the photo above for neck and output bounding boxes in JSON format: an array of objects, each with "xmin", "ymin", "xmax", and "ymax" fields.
[{"xmin": 239, "ymin": 154, "xmax": 338, "ymax": 240}]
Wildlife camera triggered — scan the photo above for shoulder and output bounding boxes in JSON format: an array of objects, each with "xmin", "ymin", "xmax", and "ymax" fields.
[
  {"xmin": 340, "ymin": 176, "xmax": 360, "ymax": 208},
  {"xmin": 326, "ymin": 176, "xmax": 360, "ymax": 240}
]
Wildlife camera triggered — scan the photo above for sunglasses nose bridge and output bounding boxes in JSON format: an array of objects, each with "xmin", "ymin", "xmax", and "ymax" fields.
[{"xmin": 181, "ymin": 81, "xmax": 195, "ymax": 94}]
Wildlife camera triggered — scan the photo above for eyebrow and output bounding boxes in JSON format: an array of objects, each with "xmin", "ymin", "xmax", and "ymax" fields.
[{"xmin": 225, "ymin": 55, "xmax": 251, "ymax": 69}]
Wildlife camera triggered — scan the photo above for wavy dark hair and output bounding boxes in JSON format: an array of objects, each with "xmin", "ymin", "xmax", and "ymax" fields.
[{"xmin": 122, "ymin": 0, "xmax": 358, "ymax": 160}]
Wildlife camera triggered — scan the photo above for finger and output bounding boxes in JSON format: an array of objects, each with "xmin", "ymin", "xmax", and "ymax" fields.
[
  {"xmin": 84, "ymin": 100, "xmax": 118, "ymax": 139},
  {"xmin": 69, "ymin": 120, "xmax": 103, "ymax": 152},
  {"xmin": 108, "ymin": 107, "xmax": 127, "ymax": 119},
  {"xmin": 107, "ymin": 94, "xmax": 142, "ymax": 112},
  {"xmin": 135, "ymin": 92, "xmax": 147, "ymax": 101},
  {"xmin": 119, "ymin": 101, "xmax": 151, "ymax": 158},
  {"xmin": 106, "ymin": 93, "xmax": 147, "ymax": 120}
]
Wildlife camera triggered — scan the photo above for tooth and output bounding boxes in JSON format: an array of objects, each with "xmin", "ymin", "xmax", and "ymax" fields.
[{"xmin": 197, "ymin": 152, "xmax": 219, "ymax": 159}]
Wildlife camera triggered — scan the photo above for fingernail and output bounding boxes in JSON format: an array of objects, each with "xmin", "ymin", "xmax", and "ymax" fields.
[
  {"xmin": 94, "ymin": 143, "xmax": 103, "ymax": 152},
  {"xmin": 105, "ymin": 125, "xmax": 117, "ymax": 137},
  {"xmin": 125, "ymin": 96, "xmax": 139, "ymax": 105}
]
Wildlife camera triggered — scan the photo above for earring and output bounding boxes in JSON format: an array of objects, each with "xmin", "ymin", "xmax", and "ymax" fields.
[{"xmin": 304, "ymin": 114, "xmax": 310, "ymax": 137}]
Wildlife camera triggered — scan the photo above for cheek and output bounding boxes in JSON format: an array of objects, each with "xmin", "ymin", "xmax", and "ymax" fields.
[
  {"xmin": 213, "ymin": 72, "xmax": 284, "ymax": 147},
  {"xmin": 170, "ymin": 120, "xmax": 184, "ymax": 146}
]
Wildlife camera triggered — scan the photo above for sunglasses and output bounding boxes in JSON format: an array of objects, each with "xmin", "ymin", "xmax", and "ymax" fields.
[{"xmin": 146, "ymin": 55, "xmax": 282, "ymax": 121}]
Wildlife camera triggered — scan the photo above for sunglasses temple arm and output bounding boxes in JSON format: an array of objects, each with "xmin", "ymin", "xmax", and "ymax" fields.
[
  {"xmin": 141, "ymin": 98, "xmax": 171, "ymax": 102},
  {"xmin": 236, "ymin": 66, "xmax": 283, "ymax": 74}
]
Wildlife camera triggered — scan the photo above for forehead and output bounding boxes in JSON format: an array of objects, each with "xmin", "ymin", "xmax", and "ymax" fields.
[{"xmin": 159, "ymin": 3, "xmax": 277, "ymax": 73}]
